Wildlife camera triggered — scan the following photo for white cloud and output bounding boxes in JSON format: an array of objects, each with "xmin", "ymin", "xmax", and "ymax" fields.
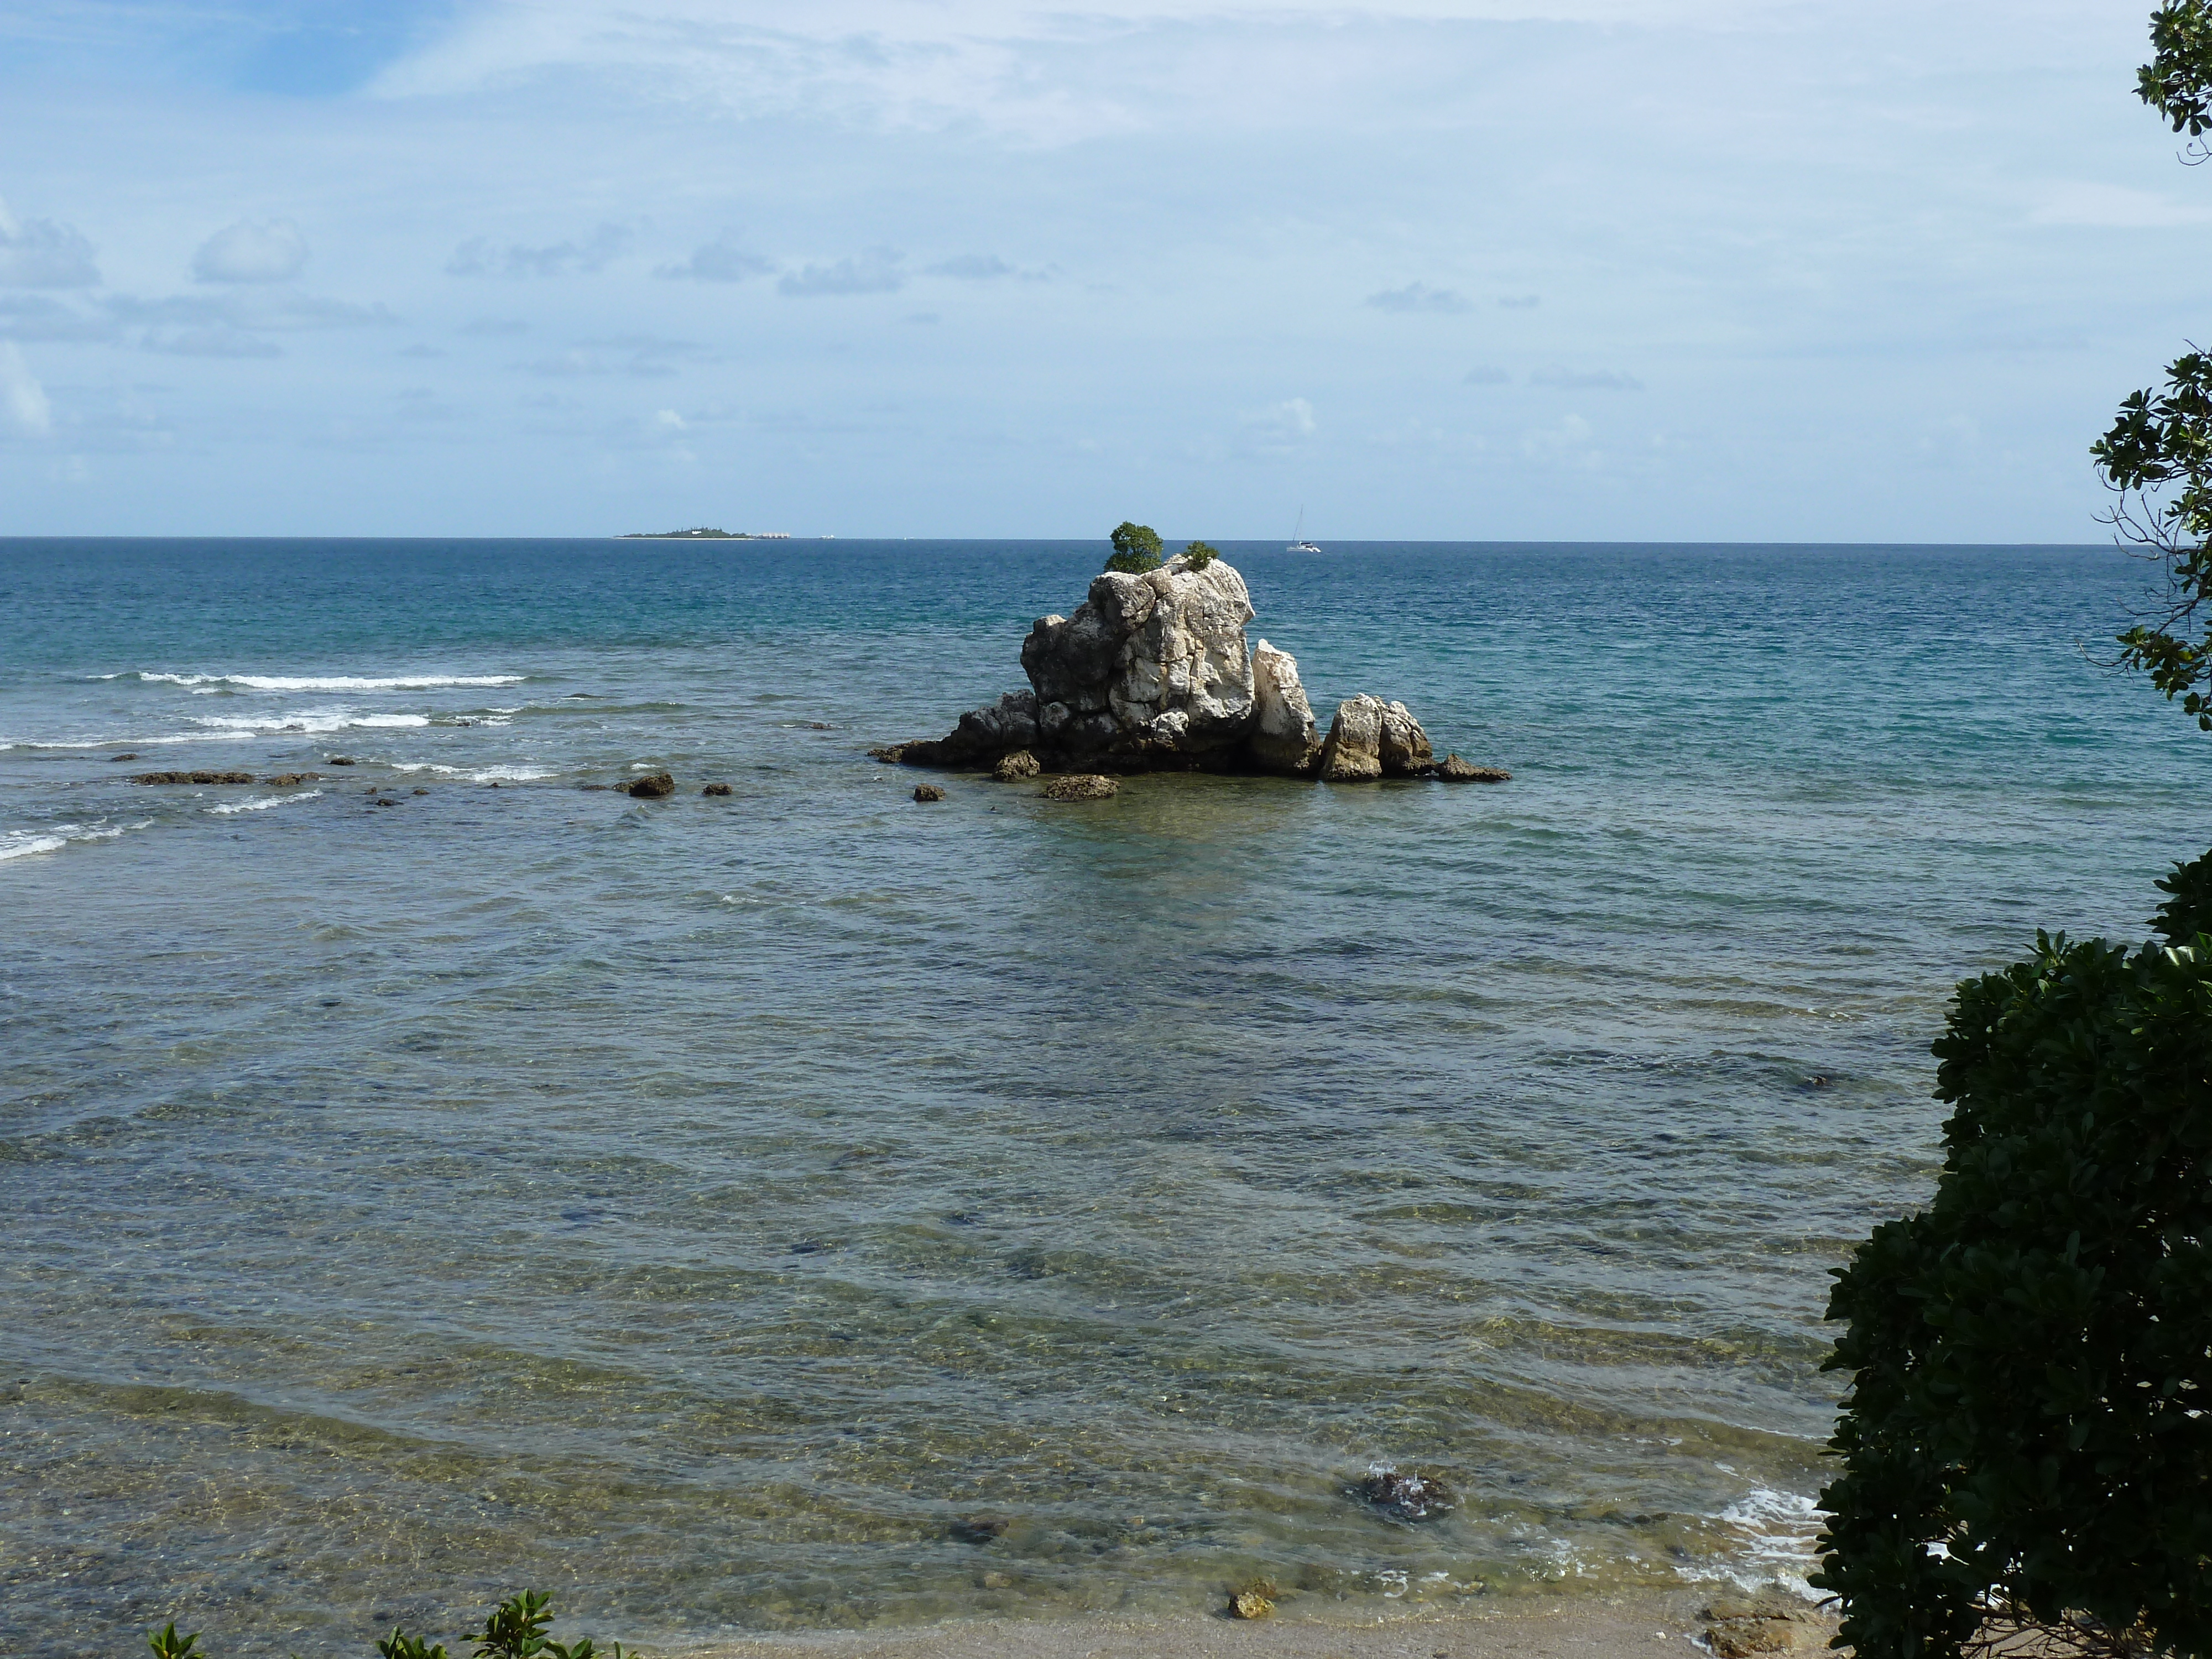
[
  {"xmin": 448, "ymin": 224, "xmax": 630, "ymax": 277},
  {"xmin": 1366, "ymin": 282, "xmax": 1472, "ymax": 315},
  {"xmin": 655, "ymin": 236, "xmax": 773, "ymax": 281},
  {"xmin": 779, "ymin": 246, "xmax": 905, "ymax": 297},
  {"xmin": 1240, "ymin": 396, "xmax": 1315, "ymax": 450},
  {"xmin": 927, "ymin": 254, "xmax": 1014, "ymax": 279},
  {"xmin": 192, "ymin": 218, "xmax": 310, "ymax": 283},
  {"xmin": 0, "ymin": 198, "xmax": 100, "ymax": 288},
  {"xmin": 0, "ymin": 342, "xmax": 52, "ymax": 433},
  {"xmin": 1530, "ymin": 366, "xmax": 1642, "ymax": 390},
  {"xmin": 2028, "ymin": 182, "xmax": 2212, "ymax": 228}
]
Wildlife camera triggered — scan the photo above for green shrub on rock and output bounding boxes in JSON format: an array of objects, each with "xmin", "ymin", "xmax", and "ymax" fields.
[
  {"xmin": 1182, "ymin": 540, "xmax": 1219, "ymax": 569},
  {"xmin": 1104, "ymin": 521, "xmax": 1162, "ymax": 574},
  {"xmin": 1814, "ymin": 848, "xmax": 2212, "ymax": 1659},
  {"xmin": 148, "ymin": 1590, "xmax": 626, "ymax": 1659}
]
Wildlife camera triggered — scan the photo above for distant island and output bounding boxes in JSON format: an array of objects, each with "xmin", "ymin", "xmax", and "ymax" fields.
[{"xmin": 617, "ymin": 527, "xmax": 792, "ymax": 540}]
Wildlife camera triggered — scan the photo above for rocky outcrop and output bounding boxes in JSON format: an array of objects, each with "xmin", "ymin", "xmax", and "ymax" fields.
[
  {"xmin": 131, "ymin": 770, "xmax": 257, "ymax": 785},
  {"xmin": 1042, "ymin": 774, "xmax": 1118, "ymax": 800},
  {"xmin": 1315, "ymin": 697, "xmax": 1384, "ymax": 781},
  {"xmin": 627, "ymin": 772, "xmax": 675, "ymax": 799},
  {"xmin": 1021, "ymin": 555, "xmax": 1256, "ymax": 765},
  {"xmin": 1248, "ymin": 639, "xmax": 1318, "ymax": 774},
  {"xmin": 888, "ymin": 551, "xmax": 1504, "ymax": 784},
  {"xmin": 1316, "ymin": 696, "xmax": 1433, "ymax": 781},
  {"xmin": 1437, "ymin": 755, "xmax": 1510, "ymax": 782},
  {"xmin": 913, "ymin": 784, "xmax": 945, "ymax": 802},
  {"xmin": 702, "ymin": 782, "xmax": 733, "ymax": 796}
]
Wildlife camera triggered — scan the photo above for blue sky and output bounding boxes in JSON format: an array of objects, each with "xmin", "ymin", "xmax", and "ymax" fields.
[{"xmin": 0, "ymin": 0, "xmax": 2204, "ymax": 539}]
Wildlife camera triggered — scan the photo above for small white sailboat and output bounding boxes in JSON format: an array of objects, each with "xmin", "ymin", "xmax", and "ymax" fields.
[{"xmin": 1287, "ymin": 507, "xmax": 1322, "ymax": 554}]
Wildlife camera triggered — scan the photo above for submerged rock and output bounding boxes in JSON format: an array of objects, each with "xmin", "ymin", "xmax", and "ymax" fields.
[
  {"xmin": 993, "ymin": 749, "xmax": 1041, "ymax": 781},
  {"xmin": 1229, "ymin": 1584, "xmax": 1276, "ymax": 1620},
  {"xmin": 1436, "ymin": 754, "xmax": 1511, "ymax": 782},
  {"xmin": 263, "ymin": 773, "xmax": 320, "ymax": 786},
  {"xmin": 702, "ymin": 782, "xmax": 733, "ymax": 796},
  {"xmin": 914, "ymin": 784, "xmax": 946, "ymax": 802},
  {"xmin": 627, "ymin": 773, "xmax": 675, "ymax": 799},
  {"xmin": 326, "ymin": 755, "xmax": 356, "ymax": 765},
  {"xmin": 1702, "ymin": 1600, "xmax": 1828, "ymax": 1658},
  {"xmin": 131, "ymin": 770, "xmax": 256, "ymax": 785},
  {"xmin": 108, "ymin": 753, "xmax": 138, "ymax": 762},
  {"xmin": 1042, "ymin": 774, "xmax": 1118, "ymax": 801},
  {"xmin": 1248, "ymin": 639, "xmax": 1318, "ymax": 775},
  {"xmin": 1357, "ymin": 1465, "xmax": 1453, "ymax": 1521},
  {"xmin": 867, "ymin": 745, "xmax": 906, "ymax": 764}
]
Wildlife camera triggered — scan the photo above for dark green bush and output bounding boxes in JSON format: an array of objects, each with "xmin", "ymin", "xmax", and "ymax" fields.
[
  {"xmin": 1104, "ymin": 521, "xmax": 1162, "ymax": 574},
  {"xmin": 1814, "ymin": 849, "xmax": 2212, "ymax": 1659},
  {"xmin": 1182, "ymin": 540, "xmax": 1219, "ymax": 569},
  {"xmin": 149, "ymin": 1590, "xmax": 625, "ymax": 1659}
]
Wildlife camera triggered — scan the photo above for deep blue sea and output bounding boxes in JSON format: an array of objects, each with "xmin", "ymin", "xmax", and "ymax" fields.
[{"xmin": 2, "ymin": 539, "xmax": 2206, "ymax": 1657}]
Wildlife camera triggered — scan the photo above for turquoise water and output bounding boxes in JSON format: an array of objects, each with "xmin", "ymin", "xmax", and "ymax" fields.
[{"xmin": 2, "ymin": 539, "xmax": 2205, "ymax": 1656}]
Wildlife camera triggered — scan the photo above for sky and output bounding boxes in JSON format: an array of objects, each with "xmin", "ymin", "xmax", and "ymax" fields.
[{"xmin": 0, "ymin": 0, "xmax": 2208, "ymax": 539}]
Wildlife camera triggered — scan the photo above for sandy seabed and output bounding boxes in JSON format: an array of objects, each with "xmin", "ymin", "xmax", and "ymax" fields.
[{"xmin": 668, "ymin": 1593, "xmax": 1840, "ymax": 1659}]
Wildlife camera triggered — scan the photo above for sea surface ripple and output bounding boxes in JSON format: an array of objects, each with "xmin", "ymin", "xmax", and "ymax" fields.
[{"xmin": 1, "ymin": 539, "xmax": 2204, "ymax": 1656}]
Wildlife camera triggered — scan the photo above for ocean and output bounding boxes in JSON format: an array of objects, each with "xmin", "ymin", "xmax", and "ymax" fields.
[{"xmin": 2, "ymin": 538, "xmax": 2204, "ymax": 1656}]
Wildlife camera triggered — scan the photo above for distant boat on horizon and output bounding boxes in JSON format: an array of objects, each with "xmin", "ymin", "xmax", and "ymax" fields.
[{"xmin": 1287, "ymin": 507, "xmax": 1322, "ymax": 554}]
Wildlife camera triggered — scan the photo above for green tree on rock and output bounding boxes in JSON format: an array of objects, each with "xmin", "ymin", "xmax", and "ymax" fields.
[{"xmin": 1104, "ymin": 521, "xmax": 1163, "ymax": 574}]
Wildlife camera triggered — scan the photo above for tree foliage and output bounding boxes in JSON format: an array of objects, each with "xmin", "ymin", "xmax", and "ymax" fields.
[
  {"xmin": 2141, "ymin": 1, "xmax": 2212, "ymax": 149},
  {"xmin": 2094, "ymin": 2, "xmax": 2212, "ymax": 728},
  {"xmin": 1812, "ymin": 851, "xmax": 2212, "ymax": 1659},
  {"xmin": 1104, "ymin": 521, "xmax": 1163, "ymax": 574},
  {"xmin": 1182, "ymin": 540, "xmax": 1220, "ymax": 569},
  {"xmin": 2092, "ymin": 352, "xmax": 2212, "ymax": 729},
  {"xmin": 149, "ymin": 1591, "xmax": 625, "ymax": 1659}
]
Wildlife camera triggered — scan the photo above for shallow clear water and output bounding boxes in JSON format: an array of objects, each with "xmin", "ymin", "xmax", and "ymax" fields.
[{"xmin": 2, "ymin": 539, "xmax": 2205, "ymax": 1656}]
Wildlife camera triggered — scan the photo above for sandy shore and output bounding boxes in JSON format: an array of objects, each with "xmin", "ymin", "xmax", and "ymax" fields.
[{"xmin": 666, "ymin": 1591, "xmax": 1837, "ymax": 1659}]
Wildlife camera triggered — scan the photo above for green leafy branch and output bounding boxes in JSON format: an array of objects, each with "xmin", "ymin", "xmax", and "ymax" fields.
[{"xmin": 150, "ymin": 1590, "xmax": 628, "ymax": 1659}]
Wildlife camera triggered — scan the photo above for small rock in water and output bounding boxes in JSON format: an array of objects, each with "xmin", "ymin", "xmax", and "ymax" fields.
[
  {"xmin": 131, "ymin": 770, "xmax": 257, "ymax": 785},
  {"xmin": 412, "ymin": 787, "xmax": 429, "ymax": 796},
  {"xmin": 326, "ymin": 755, "xmax": 356, "ymax": 766},
  {"xmin": 992, "ymin": 749, "xmax": 1041, "ymax": 781},
  {"xmin": 263, "ymin": 773, "xmax": 321, "ymax": 786},
  {"xmin": 627, "ymin": 772, "xmax": 675, "ymax": 799},
  {"xmin": 108, "ymin": 753, "xmax": 138, "ymax": 762},
  {"xmin": 914, "ymin": 784, "xmax": 946, "ymax": 802},
  {"xmin": 1229, "ymin": 1583, "xmax": 1277, "ymax": 1620},
  {"xmin": 1041, "ymin": 774, "xmax": 1117, "ymax": 801},
  {"xmin": 867, "ymin": 745, "xmax": 906, "ymax": 764},
  {"xmin": 1436, "ymin": 754, "xmax": 1510, "ymax": 782},
  {"xmin": 977, "ymin": 1571, "xmax": 1011, "ymax": 1590},
  {"xmin": 950, "ymin": 1515, "xmax": 1010, "ymax": 1545},
  {"xmin": 1358, "ymin": 1464, "xmax": 1454, "ymax": 1521},
  {"xmin": 579, "ymin": 783, "xmax": 611, "ymax": 791},
  {"xmin": 1702, "ymin": 1600, "xmax": 1826, "ymax": 1658},
  {"xmin": 702, "ymin": 782, "xmax": 733, "ymax": 796}
]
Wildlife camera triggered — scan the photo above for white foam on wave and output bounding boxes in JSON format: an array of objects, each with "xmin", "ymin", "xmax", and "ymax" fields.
[
  {"xmin": 108, "ymin": 671, "xmax": 526, "ymax": 692},
  {"xmin": 1677, "ymin": 1485, "xmax": 1825, "ymax": 1601},
  {"xmin": 208, "ymin": 790, "xmax": 322, "ymax": 815},
  {"xmin": 0, "ymin": 818, "xmax": 152, "ymax": 863},
  {"xmin": 189, "ymin": 709, "xmax": 432, "ymax": 734},
  {"xmin": 389, "ymin": 762, "xmax": 555, "ymax": 782}
]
